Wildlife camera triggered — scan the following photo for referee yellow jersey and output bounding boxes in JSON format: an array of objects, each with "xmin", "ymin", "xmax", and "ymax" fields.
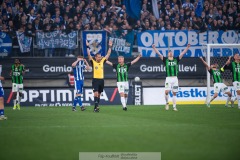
[{"xmin": 90, "ymin": 57, "xmax": 106, "ymax": 79}]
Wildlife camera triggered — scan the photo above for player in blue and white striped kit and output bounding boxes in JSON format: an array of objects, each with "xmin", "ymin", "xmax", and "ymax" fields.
[
  {"xmin": 72, "ymin": 56, "xmax": 90, "ymax": 111},
  {"xmin": 0, "ymin": 65, "xmax": 7, "ymax": 120}
]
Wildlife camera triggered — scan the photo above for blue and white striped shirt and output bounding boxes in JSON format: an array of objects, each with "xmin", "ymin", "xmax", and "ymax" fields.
[{"xmin": 73, "ymin": 60, "xmax": 86, "ymax": 81}]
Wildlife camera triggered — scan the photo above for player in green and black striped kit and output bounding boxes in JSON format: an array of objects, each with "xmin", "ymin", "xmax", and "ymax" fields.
[
  {"xmin": 106, "ymin": 54, "xmax": 141, "ymax": 111},
  {"xmin": 152, "ymin": 44, "xmax": 190, "ymax": 111},
  {"xmin": 222, "ymin": 53, "xmax": 240, "ymax": 109},
  {"xmin": 200, "ymin": 57, "xmax": 233, "ymax": 107},
  {"xmin": 10, "ymin": 59, "xmax": 25, "ymax": 110}
]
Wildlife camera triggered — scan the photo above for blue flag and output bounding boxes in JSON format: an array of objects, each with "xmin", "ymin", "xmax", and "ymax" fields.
[
  {"xmin": 195, "ymin": 0, "xmax": 204, "ymax": 17},
  {"xmin": 123, "ymin": 0, "xmax": 141, "ymax": 19}
]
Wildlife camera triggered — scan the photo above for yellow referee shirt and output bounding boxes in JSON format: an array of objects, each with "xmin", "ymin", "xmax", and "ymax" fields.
[{"xmin": 90, "ymin": 57, "xmax": 106, "ymax": 79}]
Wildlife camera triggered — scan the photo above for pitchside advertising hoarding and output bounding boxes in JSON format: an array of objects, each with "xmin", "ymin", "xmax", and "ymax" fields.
[
  {"xmin": 143, "ymin": 87, "xmax": 238, "ymax": 105},
  {"xmin": 4, "ymin": 87, "xmax": 133, "ymax": 107},
  {"xmin": 0, "ymin": 58, "xmax": 206, "ymax": 79}
]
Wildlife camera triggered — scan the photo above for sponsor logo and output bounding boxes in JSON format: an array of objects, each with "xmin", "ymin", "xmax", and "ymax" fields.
[
  {"xmin": 134, "ymin": 84, "xmax": 142, "ymax": 105},
  {"xmin": 140, "ymin": 64, "xmax": 197, "ymax": 72},
  {"xmin": 43, "ymin": 65, "xmax": 72, "ymax": 72}
]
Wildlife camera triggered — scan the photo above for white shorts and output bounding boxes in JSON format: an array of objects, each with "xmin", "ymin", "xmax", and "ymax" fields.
[
  {"xmin": 233, "ymin": 81, "xmax": 240, "ymax": 91},
  {"xmin": 213, "ymin": 83, "xmax": 229, "ymax": 94},
  {"xmin": 165, "ymin": 77, "xmax": 179, "ymax": 92},
  {"xmin": 12, "ymin": 83, "xmax": 24, "ymax": 92},
  {"xmin": 117, "ymin": 82, "xmax": 129, "ymax": 94}
]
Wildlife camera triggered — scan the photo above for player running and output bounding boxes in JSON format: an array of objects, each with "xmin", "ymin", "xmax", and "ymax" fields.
[
  {"xmin": 0, "ymin": 65, "xmax": 7, "ymax": 120},
  {"xmin": 106, "ymin": 54, "xmax": 142, "ymax": 111},
  {"xmin": 222, "ymin": 53, "xmax": 240, "ymax": 109},
  {"xmin": 152, "ymin": 44, "xmax": 190, "ymax": 111},
  {"xmin": 72, "ymin": 56, "xmax": 90, "ymax": 111},
  {"xmin": 200, "ymin": 57, "xmax": 234, "ymax": 107},
  {"xmin": 86, "ymin": 40, "xmax": 113, "ymax": 112},
  {"xmin": 10, "ymin": 59, "xmax": 25, "ymax": 110}
]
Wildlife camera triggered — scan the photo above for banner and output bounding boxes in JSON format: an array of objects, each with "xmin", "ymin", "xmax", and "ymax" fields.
[
  {"xmin": 0, "ymin": 57, "xmax": 209, "ymax": 79},
  {"xmin": 109, "ymin": 30, "xmax": 134, "ymax": 57},
  {"xmin": 36, "ymin": 31, "xmax": 77, "ymax": 49},
  {"xmin": 0, "ymin": 32, "xmax": 12, "ymax": 56},
  {"xmin": 143, "ymin": 87, "xmax": 238, "ymax": 105},
  {"xmin": 137, "ymin": 30, "xmax": 240, "ymax": 57},
  {"xmin": 132, "ymin": 81, "xmax": 143, "ymax": 105},
  {"xmin": 82, "ymin": 31, "xmax": 107, "ymax": 57},
  {"xmin": 16, "ymin": 31, "xmax": 32, "ymax": 53},
  {"xmin": 4, "ymin": 87, "xmax": 133, "ymax": 107}
]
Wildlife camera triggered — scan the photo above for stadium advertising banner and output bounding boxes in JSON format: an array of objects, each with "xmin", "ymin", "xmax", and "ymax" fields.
[
  {"xmin": 143, "ymin": 87, "xmax": 237, "ymax": 105},
  {"xmin": 16, "ymin": 31, "xmax": 32, "ymax": 53},
  {"xmin": 82, "ymin": 30, "xmax": 107, "ymax": 57},
  {"xmin": 109, "ymin": 30, "xmax": 134, "ymax": 57},
  {"xmin": 0, "ymin": 58, "xmax": 206, "ymax": 79},
  {"xmin": 137, "ymin": 30, "xmax": 240, "ymax": 57},
  {"xmin": 36, "ymin": 31, "xmax": 77, "ymax": 49},
  {"xmin": 0, "ymin": 32, "xmax": 12, "ymax": 57},
  {"xmin": 4, "ymin": 87, "xmax": 133, "ymax": 107}
]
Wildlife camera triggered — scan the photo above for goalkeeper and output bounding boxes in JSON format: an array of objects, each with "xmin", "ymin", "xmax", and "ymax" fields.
[
  {"xmin": 200, "ymin": 57, "xmax": 234, "ymax": 107},
  {"xmin": 221, "ymin": 53, "xmax": 240, "ymax": 109}
]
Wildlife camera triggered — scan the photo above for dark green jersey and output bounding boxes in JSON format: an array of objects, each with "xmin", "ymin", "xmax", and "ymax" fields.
[
  {"xmin": 224, "ymin": 62, "xmax": 240, "ymax": 82},
  {"xmin": 163, "ymin": 57, "xmax": 180, "ymax": 77},
  {"xmin": 112, "ymin": 63, "xmax": 131, "ymax": 82},
  {"xmin": 209, "ymin": 69, "xmax": 223, "ymax": 83},
  {"xmin": 11, "ymin": 64, "xmax": 25, "ymax": 84}
]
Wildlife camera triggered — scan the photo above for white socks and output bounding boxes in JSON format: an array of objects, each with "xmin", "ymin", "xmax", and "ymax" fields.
[
  {"xmin": 237, "ymin": 95, "xmax": 240, "ymax": 107},
  {"xmin": 121, "ymin": 97, "xmax": 126, "ymax": 108},
  {"xmin": 173, "ymin": 95, "xmax": 177, "ymax": 108},
  {"xmin": 165, "ymin": 94, "xmax": 169, "ymax": 104},
  {"xmin": 226, "ymin": 96, "xmax": 231, "ymax": 106}
]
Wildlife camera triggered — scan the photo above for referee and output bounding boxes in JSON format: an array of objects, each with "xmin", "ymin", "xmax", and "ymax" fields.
[{"xmin": 86, "ymin": 40, "xmax": 113, "ymax": 112}]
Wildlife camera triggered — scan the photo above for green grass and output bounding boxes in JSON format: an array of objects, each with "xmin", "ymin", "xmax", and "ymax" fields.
[{"xmin": 0, "ymin": 105, "xmax": 240, "ymax": 160}]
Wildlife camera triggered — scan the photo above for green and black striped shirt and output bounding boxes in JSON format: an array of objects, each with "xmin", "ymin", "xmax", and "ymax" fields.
[
  {"xmin": 112, "ymin": 63, "xmax": 131, "ymax": 82},
  {"xmin": 163, "ymin": 57, "xmax": 180, "ymax": 77},
  {"xmin": 11, "ymin": 64, "xmax": 25, "ymax": 84},
  {"xmin": 224, "ymin": 62, "xmax": 240, "ymax": 82},
  {"xmin": 209, "ymin": 69, "xmax": 223, "ymax": 83}
]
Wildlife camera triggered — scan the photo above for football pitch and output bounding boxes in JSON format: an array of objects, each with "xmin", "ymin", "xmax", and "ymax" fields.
[{"xmin": 0, "ymin": 105, "xmax": 240, "ymax": 160}]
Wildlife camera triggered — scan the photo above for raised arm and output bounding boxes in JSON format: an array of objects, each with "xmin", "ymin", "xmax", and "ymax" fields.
[
  {"xmin": 179, "ymin": 44, "xmax": 190, "ymax": 59},
  {"xmin": 86, "ymin": 40, "xmax": 92, "ymax": 61},
  {"xmin": 105, "ymin": 40, "xmax": 113, "ymax": 60},
  {"xmin": 72, "ymin": 59, "xmax": 80, "ymax": 67},
  {"xmin": 199, "ymin": 57, "xmax": 210, "ymax": 71},
  {"xmin": 152, "ymin": 44, "xmax": 163, "ymax": 60},
  {"xmin": 83, "ymin": 59, "xmax": 91, "ymax": 71},
  {"xmin": 221, "ymin": 56, "xmax": 232, "ymax": 71},
  {"xmin": 131, "ymin": 54, "xmax": 142, "ymax": 65},
  {"xmin": 106, "ymin": 60, "xmax": 113, "ymax": 66}
]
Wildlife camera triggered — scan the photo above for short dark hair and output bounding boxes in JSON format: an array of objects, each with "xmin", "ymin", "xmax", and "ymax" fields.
[{"xmin": 95, "ymin": 53, "xmax": 101, "ymax": 57}]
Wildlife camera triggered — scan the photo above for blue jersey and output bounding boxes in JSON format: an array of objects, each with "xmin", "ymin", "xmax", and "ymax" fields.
[{"xmin": 73, "ymin": 60, "xmax": 86, "ymax": 81}]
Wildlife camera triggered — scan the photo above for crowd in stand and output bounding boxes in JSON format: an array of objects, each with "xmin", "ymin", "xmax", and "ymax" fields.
[
  {"xmin": 0, "ymin": 0, "xmax": 239, "ymax": 36},
  {"xmin": 0, "ymin": 0, "xmax": 239, "ymax": 56}
]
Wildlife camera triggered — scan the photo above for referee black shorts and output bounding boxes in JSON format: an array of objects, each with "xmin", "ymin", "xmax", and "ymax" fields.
[{"xmin": 92, "ymin": 78, "xmax": 104, "ymax": 93}]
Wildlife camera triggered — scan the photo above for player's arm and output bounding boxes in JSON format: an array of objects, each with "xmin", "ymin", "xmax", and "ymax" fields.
[
  {"xmin": 152, "ymin": 44, "xmax": 163, "ymax": 60},
  {"xmin": 21, "ymin": 64, "xmax": 26, "ymax": 74},
  {"xmin": 0, "ymin": 76, "xmax": 4, "ymax": 81},
  {"xmin": 106, "ymin": 60, "xmax": 113, "ymax": 66},
  {"xmin": 72, "ymin": 59, "xmax": 80, "ymax": 67},
  {"xmin": 199, "ymin": 57, "xmax": 210, "ymax": 71},
  {"xmin": 105, "ymin": 40, "xmax": 113, "ymax": 60},
  {"xmin": 131, "ymin": 54, "xmax": 142, "ymax": 65},
  {"xmin": 221, "ymin": 56, "xmax": 232, "ymax": 71},
  {"xmin": 83, "ymin": 59, "xmax": 91, "ymax": 71},
  {"xmin": 179, "ymin": 44, "xmax": 190, "ymax": 59},
  {"xmin": 86, "ymin": 40, "xmax": 92, "ymax": 61}
]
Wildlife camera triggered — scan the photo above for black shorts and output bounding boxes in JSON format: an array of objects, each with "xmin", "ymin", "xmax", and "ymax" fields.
[{"xmin": 92, "ymin": 78, "xmax": 104, "ymax": 93}]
